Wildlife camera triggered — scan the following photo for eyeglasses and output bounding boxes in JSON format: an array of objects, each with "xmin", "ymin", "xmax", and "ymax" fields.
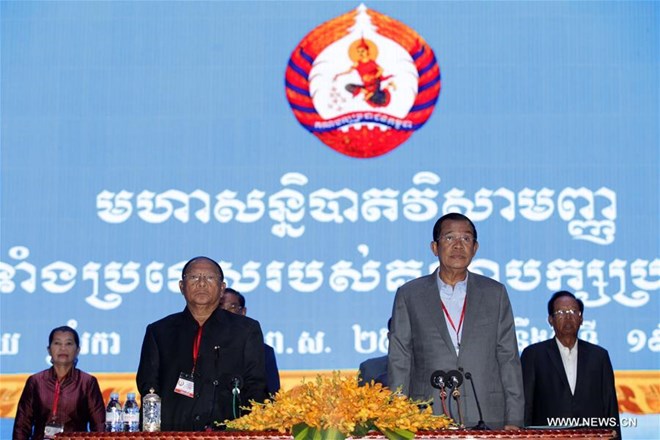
[
  {"xmin": 552, "ymin": 309, "xmax": 581, "ymax": 318},
  {"xmin": 438, "ymin": 234, "xmax": 475, "ymax": 245},
  {"xmin": 183, "ymin": 273, "xmax": 219, "ymax": 284},
  {"xmin": 223, "ymin": 303, "xmax": 244, "ymax": 312}
]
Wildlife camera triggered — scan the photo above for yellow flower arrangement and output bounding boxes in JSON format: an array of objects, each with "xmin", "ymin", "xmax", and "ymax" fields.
[{"xmin": 222, "ymin": 372, "xmax": 454, "ymax": 440}]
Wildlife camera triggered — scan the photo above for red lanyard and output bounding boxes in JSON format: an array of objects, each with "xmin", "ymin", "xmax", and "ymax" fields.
[
  {"xmin": 52, "ymin": 379, "xmax": 62, "ymax": 417},
  {"xmin": 441, "ymin": 295, "xmax": 467, "ymax": 344},
  {"xmin": 192, "ymin": 325, "xmax": 204, "ymax": 373}
]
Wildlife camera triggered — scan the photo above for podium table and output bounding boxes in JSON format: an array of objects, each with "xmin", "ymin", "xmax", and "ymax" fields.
[{"xmin": 55, "ymin": 429, "xmax": 617, "ymax": 440}]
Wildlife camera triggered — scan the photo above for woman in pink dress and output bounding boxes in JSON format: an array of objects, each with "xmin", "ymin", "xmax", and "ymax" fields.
[{"xmin": 13, "ymin": 326, "xmax": 105, "ymax": 440}]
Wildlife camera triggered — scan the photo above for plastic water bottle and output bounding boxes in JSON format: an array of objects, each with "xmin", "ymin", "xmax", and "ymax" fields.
[
  {"xmin": 105, "ymin": 392, "xmax": 123, "ymax": 432},
  {"xmin": 142, "ymin": 388, "xmax": 161, "ymax": 432},
  {"xmin": 123, "ymin": 392, "xmax": 140, "ymax": 432}
]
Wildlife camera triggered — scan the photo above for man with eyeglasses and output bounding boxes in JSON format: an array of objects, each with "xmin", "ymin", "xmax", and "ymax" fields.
[
  {"xmin": 136, "ymin": 256, "xmax": 267, "ymax": 431},
  {"xmin": 221, "ymin": 288, "xmax": 281, "ymax": 396},
  {"xmin": 388, "ymin": 212, "xmax": 524, "ymax": 429},
  {"xmin": 521, "ymin": 291, "xmax": 620, "ymax": 437}
]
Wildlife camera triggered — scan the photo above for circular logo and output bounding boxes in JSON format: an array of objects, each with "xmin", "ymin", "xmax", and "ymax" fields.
[{"xmin": 285, "ymin": 4, "xmax": 441, "ymax": 158}]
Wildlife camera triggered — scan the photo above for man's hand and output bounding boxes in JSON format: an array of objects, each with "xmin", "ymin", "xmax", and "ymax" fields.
[{"xmin": 503, "ymin": 425, "xmax": 520, "ymax": 430}]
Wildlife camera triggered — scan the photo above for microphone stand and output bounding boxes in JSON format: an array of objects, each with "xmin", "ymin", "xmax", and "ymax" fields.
[
  {"xmin": 439, "ymin": 387, "xmax": 449, "ymax": 417},
  {"xmin": 465, "ymin": 372, "xmax": 489, "ymax": 430},
  {"xmin": 430, "ymin": 371, "xmax": 450, "ymax": 416},
  {"xmin": 451, "ymin": 378, "xmax": 464, "ymax": 427},
  {"xmin": 232, "ymin": 377, "xmax": 242, "ymax": 419},
  {"xmin": 447, "ymin": 387, "xmax": 455, "ymax": 423},
  {"xmin": 445, "ymin": 370, "xmax": 464, "ymax": 428}
]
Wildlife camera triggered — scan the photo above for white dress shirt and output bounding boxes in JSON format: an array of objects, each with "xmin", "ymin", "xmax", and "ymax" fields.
[
  {"xmin": 555, "ymin": 337, "xmax": 578, "ymax": 395},
  {"xmin": 436, "ymin": 273, "xmax": 468, "ymax": 354}
]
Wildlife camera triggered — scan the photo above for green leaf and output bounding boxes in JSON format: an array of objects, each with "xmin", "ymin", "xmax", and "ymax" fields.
[
  {"xmin": 292, "ymin": 424, "xmax": 347, "ymax": 440},
  {"xmin": 322, "ymin": 427, "xmax": 347, "ymax": 440},
  {"xmin": 292, "ymin": 423, "xmax": 312, "ymax": 440},
  {"xmin": 352, "ymin": 421, "xmax": 376, "ymax": 437},
  {"xmin": 381, "ymin": 428, "xmax": 415, "ymax": 440}
]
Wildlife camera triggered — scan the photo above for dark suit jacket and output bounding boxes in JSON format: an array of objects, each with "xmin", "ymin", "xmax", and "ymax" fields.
[
  {"xmin": 388, "ymin": 269, "xmax": 524, "ymax": 428},
  {"xmin": 521, "ymin": 338, "xmax": 620, "ymax": 437},
  {"xmin": 264, "ymin": 343, "xmax": 281, "ymax": 396},
  {"xmin": 136, "ymin": 307, "xmax": 267, "ymax": 431},
  {"xmin": 358, "ymin": 355, "xmax": 388, "ymax": 386}
]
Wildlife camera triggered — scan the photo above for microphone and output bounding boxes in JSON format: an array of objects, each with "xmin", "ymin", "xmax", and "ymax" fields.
[
  {"xmin": 430, "ymin": 370, "xmax": 450, "ymax": 417},
  {"xmin": 464, "ymin": 372, "xmax": 490, "ymax": 430},
  {"xmin": 446, "ymin": 370, "xmax": 463, "ymax": 389},
  {"xmin": 230, "ymin": 375, "xmax": 243, "ymax": 419},
  {"xmin": 430, "ymin": 370, "xmax": 447, "ymax": 389},
  {"xmin": 231, "ymin": 375, "xmax": 243, "ymax": 396}
]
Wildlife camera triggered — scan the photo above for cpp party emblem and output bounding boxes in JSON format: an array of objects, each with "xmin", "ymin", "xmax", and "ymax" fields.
[{"xmin": 285, "ymin": 4, "xmax": 441, "ymax": 158}]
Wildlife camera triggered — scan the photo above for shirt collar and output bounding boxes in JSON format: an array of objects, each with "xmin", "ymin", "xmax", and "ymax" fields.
[
  {"xmin": 48, "ymin": 366, "xmax": 78, "ymax": 383},
  {"xmin": 555, "ymin": 337, "xmax": 578, "ymax": 351},
  {"xmin": 436, "ymin": 270, "xmax": 469, "ymax": 297}
]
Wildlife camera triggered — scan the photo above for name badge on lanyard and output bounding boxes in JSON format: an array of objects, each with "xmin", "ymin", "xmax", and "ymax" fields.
[
  {"xmin": 174, "ymin": 372, "xmax": 195, "ymax": 398},
  {"xmin": 44, "ymin": 381, "xmax": 64, "ymax": 439},
  {"xmin": 174, "ymin": 324, "xmax": 203, "ymax": 398},
  {"xmin": 44, "ymin": 421, "xmax": 64, "ymax": 439}
]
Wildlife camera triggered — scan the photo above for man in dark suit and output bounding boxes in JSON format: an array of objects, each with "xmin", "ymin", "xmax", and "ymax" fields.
[
  {"xmin": 359, "ymin": 355, "xmax": 388, "ymax": 386},
  {"xmin": 388, "ymin": 213, "xmax": 524, "ymax": 429},
  {"xmin": 358, "ymin": 319, "xmax": 391, "ymax": 387},
  {"xmin": 521, "ymin": 291, "xmax": 621, "ymax": 438},
  {"xmin": 137, "ymin": 256, "xmax": 267, "ymax": 431},
  {"xmin": 221, "ymin": 288, "xmax": 281, "ymax": 396}
]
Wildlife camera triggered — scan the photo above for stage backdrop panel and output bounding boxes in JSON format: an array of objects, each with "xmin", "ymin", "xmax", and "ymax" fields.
[{"xmin": 1, "ymin": 2, "xmax": 658, "ymax": 435}]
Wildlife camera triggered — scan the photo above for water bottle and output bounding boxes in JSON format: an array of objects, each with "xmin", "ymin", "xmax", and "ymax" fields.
[
  {"xmin": 104, "ymin": 392, "xmax": 123, "ymax": 432},
  {"xmin": 142, "ymin": 388, "xmax": 161, "ymax": 432},
  {"xmin": 123, "ymin": 392, "xmax": 140, "ymax": 432}
]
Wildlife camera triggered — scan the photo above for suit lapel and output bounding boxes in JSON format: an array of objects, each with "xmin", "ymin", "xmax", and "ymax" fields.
[
  {"xmin": 574, "ymin": 339, "xmax": 587, "ymax": 397},
  {"xmin": 458, "ymin": 272, "xmax": 479, "ymax": 354},
  {"xmin": 419, "ymin": 269, "xmax": 457, "ymax": 360},
  {"xmin": 545, "ymin": 338, "xmax": 572, "ymax": 391}
]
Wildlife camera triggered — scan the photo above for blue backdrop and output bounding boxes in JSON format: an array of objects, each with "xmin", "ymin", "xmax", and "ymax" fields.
[{"xmin": 1, "ymin": 0, "xmax": 658, "ymax": 436}]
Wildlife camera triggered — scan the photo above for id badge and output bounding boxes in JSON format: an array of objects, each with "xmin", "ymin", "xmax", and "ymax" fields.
[
  {"xmin": 44, "ymin": 419, "xmax": 64, "ymax": 439},
  {"xmin": 174, "ymin": 372, "xmax": 195, "ymax": 398}
]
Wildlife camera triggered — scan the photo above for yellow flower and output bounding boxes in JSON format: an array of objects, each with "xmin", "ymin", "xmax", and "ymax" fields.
[{"xmin": 222, "ymin": 372, "xmax": 454, "ymax": 437}]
